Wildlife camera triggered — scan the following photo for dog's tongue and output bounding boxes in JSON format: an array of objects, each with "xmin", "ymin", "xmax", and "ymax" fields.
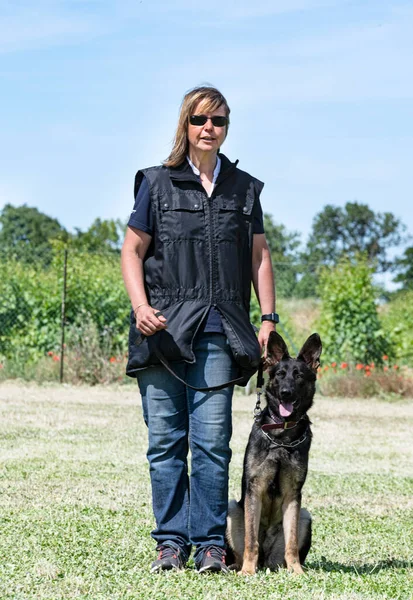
[{"xmin": 279, "ymin": 402, "xmax": 294, "ymax": 418}]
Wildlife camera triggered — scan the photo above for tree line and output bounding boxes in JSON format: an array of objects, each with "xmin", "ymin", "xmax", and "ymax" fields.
[{"xmin": 0, "ymin": 202, "xmax": 411, "ymax": 297}]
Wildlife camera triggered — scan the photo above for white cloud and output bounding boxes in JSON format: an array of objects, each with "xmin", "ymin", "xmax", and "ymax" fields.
[
  {"xmin": 0, "ymin": 0, "xmax": 346, "ymax": 54},
  {"xmin": 166, "ymin": 4, "xmax": 413, "ymax": 105},
  {"xmin": 0, "ymin": 1, "xmax": 108, "ymax": 53},
  {"xmin": 142, "ymin": 0, "xmax": 342, "ymax": 18}
]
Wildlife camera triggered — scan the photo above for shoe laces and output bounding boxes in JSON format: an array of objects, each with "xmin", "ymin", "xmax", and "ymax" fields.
[
  {"xmin": 157, "ymin": 545, "xmax": 179, "ymax": 560},
  {"xmin": 204, "ymin": 545, "xmax": 226, "ymax": 562}
]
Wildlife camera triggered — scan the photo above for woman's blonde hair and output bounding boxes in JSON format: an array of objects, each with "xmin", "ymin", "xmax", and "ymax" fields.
[{"xmin": 164, "ymin": 85, "xmax": 230, "ymax": 168}]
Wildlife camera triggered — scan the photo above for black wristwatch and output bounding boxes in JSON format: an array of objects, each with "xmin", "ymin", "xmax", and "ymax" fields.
[{"xmin": 261, "ymin": 312, "xmax": 279, "ymax": 324}]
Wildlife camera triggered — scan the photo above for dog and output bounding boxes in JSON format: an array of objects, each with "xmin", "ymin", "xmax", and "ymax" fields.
[{"xmin": 226, "ymin": 331, "xmax": 322, "ymax": 575}]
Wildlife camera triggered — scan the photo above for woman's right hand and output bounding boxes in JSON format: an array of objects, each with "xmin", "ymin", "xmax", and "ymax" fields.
[{"xmin": 134, "ymin": 304, "xmax": 167, "ymax": 336}]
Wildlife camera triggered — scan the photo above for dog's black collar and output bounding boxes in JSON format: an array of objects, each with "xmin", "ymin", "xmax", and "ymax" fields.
[
  {"xmin": 260, "ymin": 408, "xmax": 304, "ymax": 432},
  {"xmin": 261, "ymin": 418, "xmax": 298, "ymax": 432}
]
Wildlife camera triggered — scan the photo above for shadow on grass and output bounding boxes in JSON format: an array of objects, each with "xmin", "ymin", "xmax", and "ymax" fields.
[{"xmin": 306, "ymin": 558, "xmax": 411, "ymax": 574}]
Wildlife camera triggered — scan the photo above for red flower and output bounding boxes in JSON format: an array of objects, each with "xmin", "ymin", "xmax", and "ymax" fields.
[
  {"xmin": 341, "ymin": 362, "xmax": 348, "ymax": 369},
  {"xmin": 52, "ymin": 355, "xmax": 60, "ymax": 362},
  {"xmin": 47, "ymin": 351, "xmax": 53, "ymax": 356},
  {"xmin": 324, "ymin": 365, "xmax": 329, "ymax": 371},
  {"xmin": 109, "ymin": 357, "xmax": 116, "ymax": 363},
  {"xmin": 382, "ymin": 355, "xmax": 388, "ymax": 361},
  {"xmin": 356, "ymin": 364, "xmax": 364, "ymax": 370},
  {"xmin": 364, "ymin": 365, "xmax": 371, "ymax": 371},
  {"xmin": 383, "ymin": 366, "xmax": 388, "ymax": 372},
  {"xmin": 365, "ymin": 371, "xmax": 372, "ymax": 377},
  {"xmin": 331, "ymin": 362, "xmax": 337, "ymax": 368},
  {"xmin": 393, "ymin": 365, "xmax": 399, "ymax": 370}
]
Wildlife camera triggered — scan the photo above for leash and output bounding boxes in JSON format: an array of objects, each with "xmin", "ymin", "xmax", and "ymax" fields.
[
  {"xmin": 152, "ymin": 345, "xmax": 248, "ymax": 392},
  {"xmin": 253, "ymin": 361, "xmax": 265, "ymax": 418}
]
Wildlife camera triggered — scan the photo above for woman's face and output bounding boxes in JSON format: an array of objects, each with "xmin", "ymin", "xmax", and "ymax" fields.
[{"xmin": 187, "ymin": 101, "xmax": 228, "ymax": 155}]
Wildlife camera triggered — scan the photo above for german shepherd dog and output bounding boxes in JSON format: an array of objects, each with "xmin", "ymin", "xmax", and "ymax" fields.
[{"xmin": 226, "ymin": 331, "xmax": 322, "ymax": 575}]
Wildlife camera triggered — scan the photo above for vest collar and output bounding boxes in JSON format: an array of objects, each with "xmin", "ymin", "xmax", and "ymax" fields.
[{"xmin": 169, "ymin": 153, "xmax": 238, "ymax": 184}]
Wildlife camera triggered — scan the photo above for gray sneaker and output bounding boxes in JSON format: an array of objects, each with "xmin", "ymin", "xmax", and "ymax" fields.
[
  {"xmin": 150, "ymin": 544, "xmax": 185, "ymax": 573},
  {"xmin": 196, "ymin": 546, "xmax": 229, "ymax": 574}
]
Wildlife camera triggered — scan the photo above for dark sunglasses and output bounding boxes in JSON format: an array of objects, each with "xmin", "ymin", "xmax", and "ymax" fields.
[{"xmin": 189, "ymin": 115, "xmax": 228, "ymax": 127}]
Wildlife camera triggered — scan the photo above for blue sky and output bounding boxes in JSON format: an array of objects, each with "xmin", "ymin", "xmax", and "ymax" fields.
[{"xmin": 1, "ymin": 0, "xmax": 412, "ymax": 255}]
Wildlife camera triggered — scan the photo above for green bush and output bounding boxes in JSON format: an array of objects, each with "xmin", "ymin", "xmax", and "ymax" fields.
[
  {"xmin": 381, "ymin": 291, "xmax": 413, "ymax": 364},
  {"xmin": 0, "ymin": 251, "xmax": 130, "ymax": 362},
  {"xmin": 0, "ymin": 258, "xmax": 62, "ymax": 360},
  {"xmin": 317, "ymin": 256, "xmax": 391, "ymax": 365}
]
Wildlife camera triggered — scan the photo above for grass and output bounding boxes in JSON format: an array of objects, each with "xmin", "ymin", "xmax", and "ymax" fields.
[{"xmin": 0, "ymin": 382, "xmax": 412, "ymax": 599}]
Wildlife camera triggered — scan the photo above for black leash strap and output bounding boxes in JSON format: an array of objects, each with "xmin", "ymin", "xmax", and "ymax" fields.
[
  {"xmin": 153, "ymin": 346, "xmax": 246, "ymax": 392},
  {"xmin": 256, "ymin": 361, "xmax": 264, "ymax": 389},
  {"xmin": 254, "ymin": 361, "xmax": 265, "ymax": 418}
]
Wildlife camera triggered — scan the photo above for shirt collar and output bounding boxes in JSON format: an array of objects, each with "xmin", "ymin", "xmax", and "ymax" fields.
[{"xmin": 186, "ymin": 155, "xmax": 221, "ymax": 184}]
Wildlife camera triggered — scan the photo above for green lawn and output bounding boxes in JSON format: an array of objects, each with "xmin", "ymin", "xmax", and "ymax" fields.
[{"xmin": 0, "ymin": 382, "xmax": 412, "ymax": 599}]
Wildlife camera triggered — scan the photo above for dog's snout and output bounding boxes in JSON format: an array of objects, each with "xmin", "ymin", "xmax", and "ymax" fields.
[{"xmin": 280, "ymin": 388, "xmax": 292, "ymax": 398}]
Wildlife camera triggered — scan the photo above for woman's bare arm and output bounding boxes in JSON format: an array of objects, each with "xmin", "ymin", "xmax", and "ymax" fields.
[
  {"xmin": 251, "ymin": 233, "xmax": 276, "ymax": 354},
  {"xmin": 121, "ymin": 226, "xmax": 167, "ymax": 335}
]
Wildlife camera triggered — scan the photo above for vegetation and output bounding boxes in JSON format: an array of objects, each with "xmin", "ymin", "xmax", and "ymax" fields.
[
  {"xmin": 317, "ymin": 358, "xmax": 413, "ymax": 398},
  {"xmin": 393, "ymin": 246, "xmax": 413, "ymax": 291},
  {"xmin": 0, "ymin": 251, "xmax": 129, "ymax": 365},
  {"xmin": 1, "ymin": 200, "xmax": 407, "ymax": 299},
  {"xmin": 263, "ymin": 213, "xmax": 300, "ymax": 297},
  {"xmin": 381, "ymin": 291, "xmax": 413, "ymax": 364},
  {"xmin": 297, "ymin": 202, "xmax": 406, "ymax": 297},
  {"xmin": 0, "ymin": 204, "xmax": 125, "ymax": 264},
  {"xmin": 1, "ymin": 202, "xmax": 412, "ymax": 393},
  {"xmin": 0, "ymin": 204, "xmax": 68, "ymax": 265},
  {"xmin": 0, "ymin": 384, "xmax": 411, "ymax": 599},
  {"xmin": 317, "ymin": 256, "xmax": 390, "ymax": 365}
]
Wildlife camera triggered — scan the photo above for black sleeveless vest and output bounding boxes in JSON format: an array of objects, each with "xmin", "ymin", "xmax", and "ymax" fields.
[{"xmin": 126, "ymin": 154, "xmax": 264, "ymax": 384}]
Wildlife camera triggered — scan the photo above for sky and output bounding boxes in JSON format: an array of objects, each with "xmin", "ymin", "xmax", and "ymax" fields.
[{"xmin": 1, "ymin": 0, "xmax": 412, "ymax": 258}]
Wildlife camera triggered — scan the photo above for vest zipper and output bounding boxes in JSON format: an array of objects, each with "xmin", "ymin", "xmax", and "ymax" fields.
[{"xmin": 202, "ymin": 186, "xmax": 215, "ymax": 306}]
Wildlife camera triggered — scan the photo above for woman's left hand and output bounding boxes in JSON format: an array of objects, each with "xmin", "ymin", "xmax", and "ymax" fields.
[{"xmin": 258, "ymin": 321, "xmax": 276, "ymax": 357}]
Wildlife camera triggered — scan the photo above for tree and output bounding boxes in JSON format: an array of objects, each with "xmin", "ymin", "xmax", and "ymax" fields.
[
  {"xmin": 393, "ymin": 246, "xmax": 413, "ymax": 291},
  {"xmin": 0, "ymin": 204, "xmax": 68, "ymax": 264},
  {"xmin": 296, "ymin": 202, "xmax": 406, "ymax": 297},
  {"xmin": 72, "ymin": 218, "xmax": 125, "ymax": 253},
  {"xmin": 263, "ymin": 213, "xmax": 301, "ymax": 297}
]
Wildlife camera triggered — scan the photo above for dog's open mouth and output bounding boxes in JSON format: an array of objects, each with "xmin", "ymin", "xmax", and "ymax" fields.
[{"xmin": 279, "ymin": 401, "xmax": 294, "ymax": 418}]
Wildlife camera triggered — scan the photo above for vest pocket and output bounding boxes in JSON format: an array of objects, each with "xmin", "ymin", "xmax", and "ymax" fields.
[
  {"xmin": 216, "ymin": 193, "xmax": 253, "ymax": 242},
  {"xmin": 158, "ymin": 192, "xmax": 205, "ymax": 241}
]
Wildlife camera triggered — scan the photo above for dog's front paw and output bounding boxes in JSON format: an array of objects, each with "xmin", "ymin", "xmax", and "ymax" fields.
[
  {"xmin": 286, "ymin": 560, "xmax": 304, "ymax": 575},
  {"xmin": 239, "ymin": 562, "xmax": 257, "ymax": 576}
]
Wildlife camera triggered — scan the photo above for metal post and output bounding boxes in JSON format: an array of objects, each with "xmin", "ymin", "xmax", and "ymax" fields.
[{"xmin": 59, "ymin": 248, "xmax": 68, "ymax": 383}]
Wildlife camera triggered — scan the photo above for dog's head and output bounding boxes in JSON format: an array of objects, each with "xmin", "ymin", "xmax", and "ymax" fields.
[{"xmin": 264, "ymin": 332, "xmax": 322, "ymax": 420}]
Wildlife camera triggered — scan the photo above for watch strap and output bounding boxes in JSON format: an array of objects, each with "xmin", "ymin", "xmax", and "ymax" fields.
[{"xmin": 261, "ymin": 312, "xmax": 279, "ymax": 324}]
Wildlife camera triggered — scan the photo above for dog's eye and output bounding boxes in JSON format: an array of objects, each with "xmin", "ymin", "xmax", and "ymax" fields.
[
  {"xmin": 277, "ymin": 370, "xmax": 286, "ymax": 379},
  {"xmin": 293, "ymin": 370, "xmax": 302, "ymax": 379}
]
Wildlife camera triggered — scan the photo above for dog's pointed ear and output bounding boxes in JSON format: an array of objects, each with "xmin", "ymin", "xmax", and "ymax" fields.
[
  {"xmin": 297, "ymin": 333, "xmax": 322, "ymax": 372},
  {"xmin": 265, "ymin": 331, "xmax": 290, "ymax": 368}
]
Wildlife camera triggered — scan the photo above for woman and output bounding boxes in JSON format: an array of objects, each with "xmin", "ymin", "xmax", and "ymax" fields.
[{"xmin": 121, "ymin": 86, "xmax": 276, "ymax": 573}]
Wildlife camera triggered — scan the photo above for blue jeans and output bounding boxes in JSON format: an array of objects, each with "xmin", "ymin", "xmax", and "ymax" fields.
[{"xmin": 137, "ymin": 332, "xmax": 237, "ymax": 563}]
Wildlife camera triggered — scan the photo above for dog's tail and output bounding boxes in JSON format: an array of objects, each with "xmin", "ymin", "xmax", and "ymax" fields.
[{"xmin": 226, "ymin": 499, "xmax": 244, "ymax": 569}]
